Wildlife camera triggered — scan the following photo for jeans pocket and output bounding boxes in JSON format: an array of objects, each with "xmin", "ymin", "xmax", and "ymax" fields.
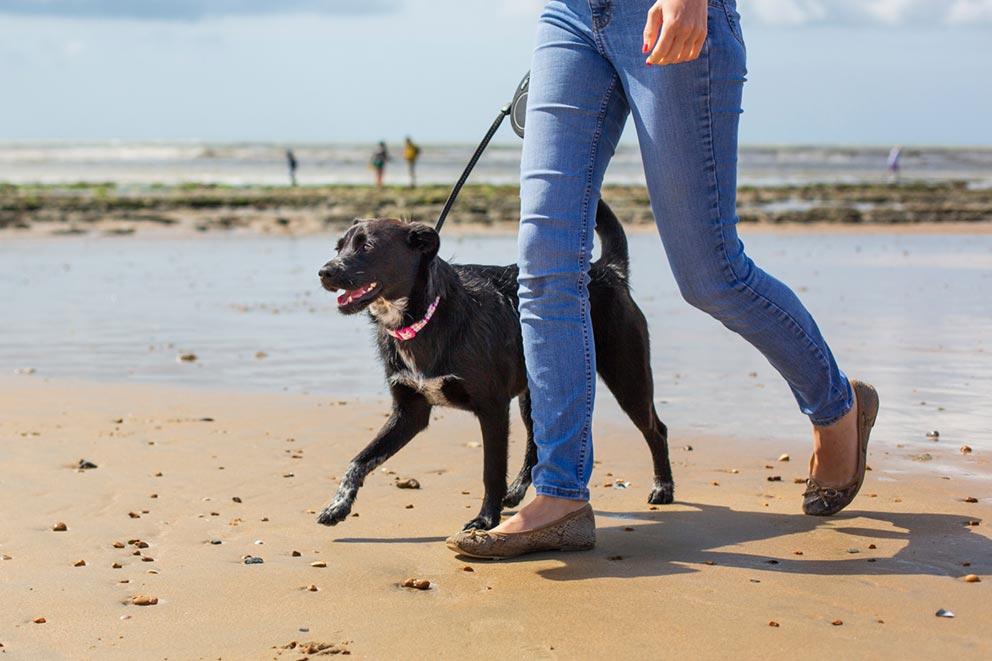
[{"xmin": 720, "ymin": 2, "xmax": 746, "ymax": 50}]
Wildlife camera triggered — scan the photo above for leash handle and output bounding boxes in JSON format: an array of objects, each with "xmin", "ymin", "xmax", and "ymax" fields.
[{"xmin": 434, "ymin": 103, "xmax": 511, "ymax": 232}]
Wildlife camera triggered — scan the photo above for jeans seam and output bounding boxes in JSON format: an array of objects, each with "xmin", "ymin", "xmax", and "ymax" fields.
[
  {"xmin": 571, "ymin": 72, "xmax": 618, "ymax": 490},
  {"xmin": 700, "ymin": 43, "xmax": 847, "ymax": 414}
]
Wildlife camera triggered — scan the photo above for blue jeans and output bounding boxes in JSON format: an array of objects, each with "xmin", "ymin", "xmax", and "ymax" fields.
[{"xmin": 517, "ymin": 0, "xmax": 853, "ymax": 501}]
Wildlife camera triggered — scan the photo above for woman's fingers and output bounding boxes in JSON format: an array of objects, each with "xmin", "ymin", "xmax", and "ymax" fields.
[
  {"xmin": 644, "ymin": 0, "xmax": 708, "ymax": 66},
  {"xmin": 641, "ymin": 4, "xmax": 663, "ymax": 54}
]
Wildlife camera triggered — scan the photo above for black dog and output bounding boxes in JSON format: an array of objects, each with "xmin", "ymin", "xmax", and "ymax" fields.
[{"xmin": 316, "ymin": 201, "xmax": 673, "ymax": 531}]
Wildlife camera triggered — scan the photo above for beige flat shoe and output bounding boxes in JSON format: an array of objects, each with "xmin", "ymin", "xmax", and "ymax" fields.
[
  {"xmin": 445, "ymin": 504, "xmax": 596, "ymax": 559},
  {"xmin": 803, "ymin": 379, "xmax": 880, "ymax": 516}
]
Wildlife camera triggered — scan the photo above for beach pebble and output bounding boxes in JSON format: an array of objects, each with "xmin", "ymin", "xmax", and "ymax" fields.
[
  {"xmin": 794, "ymin": 478, "xmax": 806, "ymax": 484},
  {"xmin": 965, "ymin": 520, "xmax": 980, "ymax": 526},
  {"xmin": 935, "ymin": 608, "xmax": 955, "ymax": 618},
  {"xmin": 847, "ymin": 548, "xmax": 859, "ymax": 554},
  {"xmin": 462, "ymin": 566, "xmax": 474, "ymax": 572},
  {"xmin": 120, "ymin": 615, "xmax": 132, "ymax": 620},
  {"xmin": 254, "ymin": 351, "xmax": 268, "ymax": 359},
  {"xmin": 128, "ymin": 511, "xmax": 141, "ymax": 519},
  {"xmin": 73, "ymin": 559, "xmax": 86, "ymax": 567},
  {"xmin": 112, "ymin": 562, "xmax": 123, "ymax": 569},
  {"xmin": 209, "ymin": 539, "xmax": 222, "ymax": 545},
  {"xmin": 683, "ymin": 445, "xmax": 693, "ymax": 451},
  {"xmin": 396, "ymin": 478, "xmax": 420, "ymax": 489},
  {"xmin": 113, "ymin": 541, "xmax": 125, "ymax": 548},
  {"xmin": 926, "ymin": 430, "xmax": 940, "ymax": 439},
  {"xmin": 767, "ymin": 476, "xmax": 782, "ymax": 482},
  {"xmin": 868, "ymin": 544, "xmax": 877, "ymax": 549},
  {"xmin": 768, "ymin": 621, "xmax": 780, "ymax": 627},
  {"xmin": 32, "ymin": 617, "xmax": 46, "ymax": 624},
  {"xmin": 304, "ymin": 584, "xmax": 319, "ymax": 592},
  {"xmin": 963, "ymin": 496, "xmax": 979, "ymax": 503},
  {"xmin": 77, "ymin": 459, "xmax": 98, "ymax": 470},
  {"xmin": 232, "ymin": 496, "xmax": 242, "ymax": 503},
  {"xmin": 177, "ymin": 352, "xmax": 197, "ymax": 363},
  {"xmin": 778, "ymin": 454, "xmax": 790, "ymax": 462},
  {"xmin": 831, "ymin": 620, "xmax": 843, "ymax": 626},
  {"xmin": 614, "ymin": 480, "xmax": 630, "ymax": 489},
  {"xmin": 131, "ymin": 595, "xmax": 158, "ymax": 606},
  {"xmin": 401, "ymin": 578, "xmax": 431, "ymax": 590},
  {"xmin": 291, "ymin": 550, "xmax": 302, "ymax": 557},
  {"xmin": 310, "ymin": 561, "xmax": 327, "ymax": 568},
  {"xmin": 243, "ymin": 555, "xmax": 264, "ymax": 565},
  {"xmin": 960, "ymin": 445, "xmax": 973, "ymax": 454},
  {"xmin": 52, "ymin": 522, "xmax": 67, "ymax": 531},
  {"xmin": 963, "ymin": 574, "xmax": 981, "ymax": 583}
]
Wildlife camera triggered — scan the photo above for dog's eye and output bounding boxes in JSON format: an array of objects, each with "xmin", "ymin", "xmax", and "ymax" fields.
[
  {"xmin": 362, "ymin": 241, "xmax": 374, "ymax": 252},
  {"xmin": 335, "ymin": 239, "xmax": 344, "ymax": 252}
]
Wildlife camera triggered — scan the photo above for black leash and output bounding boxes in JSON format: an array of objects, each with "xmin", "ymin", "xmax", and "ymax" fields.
[{"xmin": 434, "ymin": 72, "xmax": 529, "ymax": 233}]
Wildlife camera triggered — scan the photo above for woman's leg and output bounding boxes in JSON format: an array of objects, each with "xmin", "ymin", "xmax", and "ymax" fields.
[
  {"xmin": 604, "ymin": 1, "xmax": 856, "ymax": 466},
  {"xmin": 503, "ymin": 0, "xmax": 629, "ymax": 528}
]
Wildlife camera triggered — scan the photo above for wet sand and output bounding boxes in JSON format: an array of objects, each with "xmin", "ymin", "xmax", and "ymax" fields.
[{"xmin": 1, "ymin": 377, "xmax": 989, "ymax": 659}]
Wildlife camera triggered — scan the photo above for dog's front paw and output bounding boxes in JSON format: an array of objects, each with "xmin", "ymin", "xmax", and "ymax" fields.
[
  {"xmin": 316, "ymin": 500, "xmax": 353, "ymax": 526},
  {"xmin": 502, "ymin": 481, "xmax": 529, "ymax": 508},
  {"xmin": 462, "ymin": 513, "xmax": 499, "ymax": 531},
  {"xmin": 647, "ymin": 480, "xmax": 674, "ymax": 505}
]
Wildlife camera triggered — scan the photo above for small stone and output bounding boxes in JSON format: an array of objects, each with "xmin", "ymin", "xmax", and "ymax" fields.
[
  {"xmin": 462, "ymin": 566, "xmax": 474, "ymax": 572},
  {"xmin": 73, "ymin": 559, "xmax": 86, "ymax": 567},
  {"xmin": 778, "ymin": 454, "xmax": 790, "ymax": 462},
  {"xmin": 177, "ymin": 352, "xmax": 197, "ymax": 363},
  {"xmin": 304, "ymin": 584, "xmax": 319, "ymax": 592},
  {"xmin": 926, "ymin": 430, "xmax": 940, "ymax": 439},
  {"xmin": 965, "ymin": 520, "xmax": 980, "ymax": 526},
  {"xmin": 405, "ymin": 504, "xmax": 414, "ymax": 509},
  {"xmin": 963, "ymin": 574, "xmax": 980, "ymax": 583},
  {"xmin": 401, "ymin": 578, "xmax": 431, "ymax": 590},
  {"xmin": 52, "ymin": 522, "xmax": 67, "ymax": 531},
  {"xmin": 292, "ymin": 550, "xmax": 302, "ymax": 557},
  {"xmin": 963, "ymin": 496, "xmax": 979, "ymax": 503},
  {"xmin": 683, "ymin": 445, "xmax": 693, "ymax": 451},
  {"xmin": 112, "ymin": 541, "xmax": 125, "ymax": 549},
  {"xmin": 232, "ymin": 496, "xmax": 242, "ymax": 503},
  {"xmin": 847, "ymin": 548, "xmax": 860, "ymax": 554},
  {"xmin": 960, "ymin": 445, "xmax": 973, "ymax": 454},
  {"xmin": 396, "ymin": 478, "xmax": 420, "ymax": 489},
  {"xmin": 868, "ymin": 544, "xmax": 877, "ymax": 550},
  {"xmin": 131, "ymin": 595, "xmax": 158, "ymax": 606},
  {"xmin": 767, "ymin": 476, "xmax": 782, "ymax": 482},
  {"xmin": 255, "ymin": 351, "xmax": 268, "ymax": 359},
  {"xmin": 244, "ymin": 556, "xmax": 264, "ymax": 565},
  {"xmin": 793, "ymin": 551, "xmax": 804, "ymax": 555},
  {"xmin": 112, "ymin": 562, "xmax": 123, "ymax": 569},
  {"xmin": 32, "ymin": 617, "xmax": 46, "ymax": 624},
  {"xmin": 310, "ymin": 561, "xmax": 327, "ymax": 568},
  {"xmin": 128, "ymin": 512, "xmax": 141, "ymax": 519},
  {"xmin": 711, "ymin": 481, "xmax": 720, "ymax": 486},
  {"xmin": 935, "ymin": 608, "xmax": 955, "ymax": 618},
  {"xmin": 210, "ymin": 539, "xmax": 222, "ymax": 545},
  {"xmin": 831, "ymin": 620, "xmax": 843, "ymax": 626},
  {"xmin": 77, "ymin": 459, "xmax": 98, "ymax": 470},
  {"xmin": 794, "ymin": 478, "xmax": 806, "ymax": 484},
  {"xmin": 768, "ymin": 621, "xmax": 780, "ymax": 627}
]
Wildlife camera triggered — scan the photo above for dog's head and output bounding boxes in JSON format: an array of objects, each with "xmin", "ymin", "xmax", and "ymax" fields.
[{"xmin": 318, "ymin": 218, "xmax": 440, "ymax": 316}]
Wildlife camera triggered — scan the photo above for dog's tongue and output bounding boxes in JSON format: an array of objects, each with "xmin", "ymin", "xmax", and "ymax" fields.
[{"xmin": 337, "ymin": 283, "xmax": 375, "ymax": 306}]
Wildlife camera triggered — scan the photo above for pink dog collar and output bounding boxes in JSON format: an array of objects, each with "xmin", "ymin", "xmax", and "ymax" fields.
[{"xmin": 385, "ymin": 296, "xmax": 441, "ymax": 341}]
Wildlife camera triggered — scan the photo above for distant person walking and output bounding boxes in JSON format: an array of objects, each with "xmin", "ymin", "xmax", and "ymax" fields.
[
  {"xmin": 887, "ymin": 145, "xmax": 902, "ymax": 182},
  {"xmin": 370, "ymin": 141, "xmax": 390, "ymax": 188},
  {"xmin": 285, "ymin": 149, "xmax": 298, "ymax": 187},
  {"xmin": 403, "ymin": 136, "xmax": 422, "ymax": 188}
]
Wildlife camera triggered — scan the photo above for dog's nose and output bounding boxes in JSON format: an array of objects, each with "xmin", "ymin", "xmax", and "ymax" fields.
[{"xmin": 318, "ymin": 267, "xmax": 332, "ymax": 279}]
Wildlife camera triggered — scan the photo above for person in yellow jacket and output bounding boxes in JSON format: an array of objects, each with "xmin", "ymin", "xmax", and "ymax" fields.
[{"xmin": 403, "ymin": 136, "xmax": 421, "ymax": 188}]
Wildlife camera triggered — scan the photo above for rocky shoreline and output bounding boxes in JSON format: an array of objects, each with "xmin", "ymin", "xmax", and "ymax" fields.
[{"xmin": 2, "ymin": 181, "xmax": 991, "ymax": 235}]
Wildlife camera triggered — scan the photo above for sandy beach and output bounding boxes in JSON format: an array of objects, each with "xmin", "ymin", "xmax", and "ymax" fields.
[{"xmin": 1, "ymin": 375, "xmax": 989, "ymax": 659}]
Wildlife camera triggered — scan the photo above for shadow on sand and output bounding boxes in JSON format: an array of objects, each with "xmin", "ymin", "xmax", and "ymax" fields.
[{"xmin": 336, "ymin": 502, "xmax": 988, "ymax": 581}]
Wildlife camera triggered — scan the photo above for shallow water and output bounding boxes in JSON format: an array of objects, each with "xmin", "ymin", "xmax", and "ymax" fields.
[
  {"xmin": 1, "ymin": 230, "xmax": 990, "ymax": 452},
  {"xmin": 3, "ymin": 141, "xmax": 992, "ymax": 187}
]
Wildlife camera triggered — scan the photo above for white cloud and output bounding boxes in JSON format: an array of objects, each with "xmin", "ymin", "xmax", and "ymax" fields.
[{"xmin": 744, "ymin": 0, "xmax": 992, "ymax": 26}]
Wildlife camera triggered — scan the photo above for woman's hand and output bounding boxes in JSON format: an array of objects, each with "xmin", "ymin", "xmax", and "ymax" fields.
[{"xmin": 643, "ymin": 0, "xmax": 708, "ymax": 66}]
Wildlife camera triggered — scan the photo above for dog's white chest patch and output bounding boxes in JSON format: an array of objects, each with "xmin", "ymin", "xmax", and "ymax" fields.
[
  {"xmin": 369, "ymin": 297, "xmax": 408, "ymax": 328},
  {"xmin": 388, "ymin": 370, "xmax": 455, "ymax": 406}
]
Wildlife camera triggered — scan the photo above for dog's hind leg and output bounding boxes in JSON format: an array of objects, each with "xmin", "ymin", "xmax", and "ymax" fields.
[
  {"xmin": 316, "ymin": 388, "xmax": 431, "ymax": 526},
  {"xmin": 503, "ymin": 390, "xmax": 536, "ymax": 509},
  {"xmin": 463, "ymin": 404, "xmax": 510, "ymax": 530},
  {"xmin": 593, "ymin": 298, "xmax": 675, "ymax": 505}
]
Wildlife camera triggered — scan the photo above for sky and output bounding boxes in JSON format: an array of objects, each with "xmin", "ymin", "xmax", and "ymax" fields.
[{"xmin": 1, "ymin": 0, "xmax": 990, "ymax": 146}]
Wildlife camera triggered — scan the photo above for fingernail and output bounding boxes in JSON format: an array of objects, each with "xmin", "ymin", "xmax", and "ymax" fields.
[
  {"xmin": 642, "ymin": 44, "xmax": 649, "ymax": 54},
  {"xmin": 645, "ymin": 61, "xmax": 652, "ymax": 66}
]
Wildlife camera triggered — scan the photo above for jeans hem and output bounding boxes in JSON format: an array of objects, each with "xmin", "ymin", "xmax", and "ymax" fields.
[
  {"xmin": 535, "ymin": 485, "xmax": 590, "ymax": 501},
  {"xmin": 809, "ymin": 380, "xmax": 855, "ymax": 427}
]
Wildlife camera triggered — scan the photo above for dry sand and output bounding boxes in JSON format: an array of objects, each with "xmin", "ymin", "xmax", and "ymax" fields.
[{"xmin": 1, "ymin": 376, "xmax": 989, "ymax": 659}]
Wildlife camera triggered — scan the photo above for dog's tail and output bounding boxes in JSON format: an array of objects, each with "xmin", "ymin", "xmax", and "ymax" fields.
[{"xmin": 593, "ymin": 199, "xmax": 629, "ymax": 280}]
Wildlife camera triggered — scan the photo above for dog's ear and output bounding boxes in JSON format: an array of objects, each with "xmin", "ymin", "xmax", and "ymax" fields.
[{"xmin": 406, "ymin": 224, "xmax": 439, "ymax": 260}]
